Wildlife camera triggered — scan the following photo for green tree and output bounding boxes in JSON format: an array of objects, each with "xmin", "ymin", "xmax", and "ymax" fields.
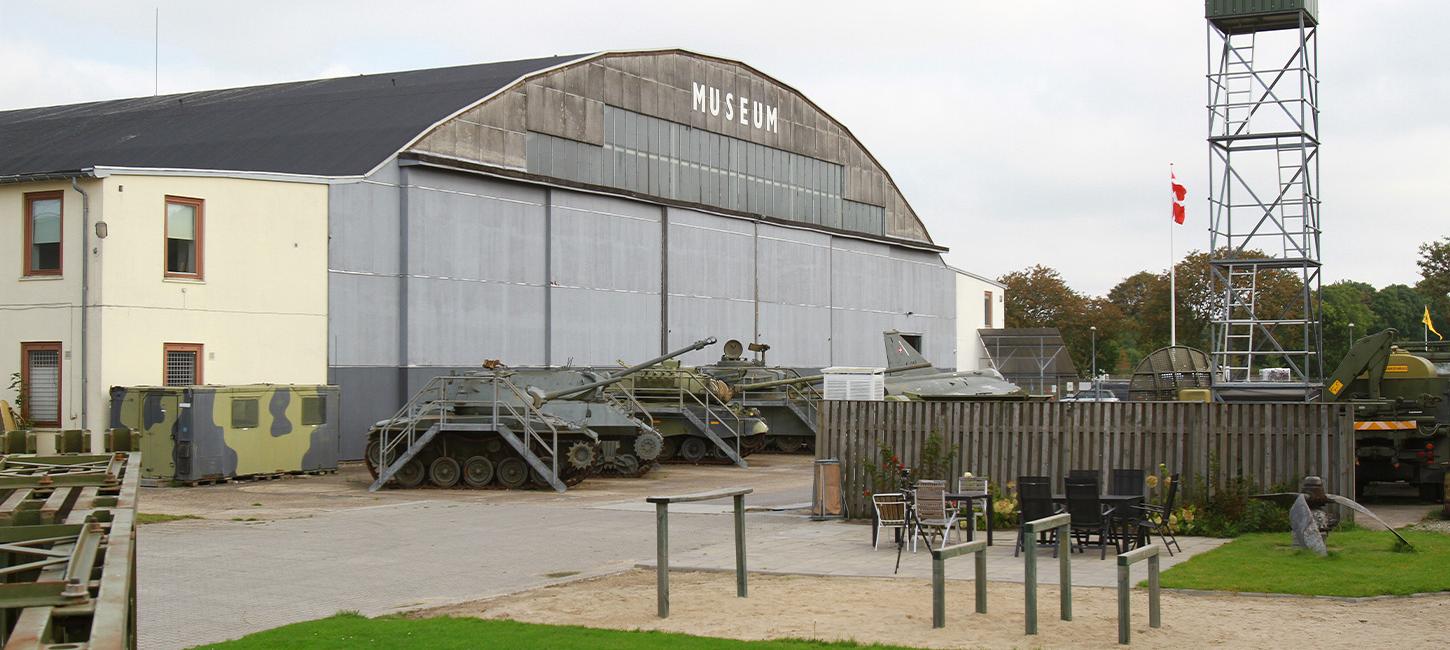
[
  {"xmin": 1371, "ymin": 284, "xmax": 1426, "ymax": 339},
  {"xmin": 1320, "ymin": 281, "xmax": 1380, "ymax": 365},
  {"xmin": 1415, "ymin": 237, "xmax": 1450, "ymax": 329}
]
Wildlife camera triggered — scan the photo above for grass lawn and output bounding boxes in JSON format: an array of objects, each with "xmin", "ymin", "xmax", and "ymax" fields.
[
  {"xmin": 191, "ymin": 613, "xmax": 918, "ymax": 650},
  {"xmin": 1158, "ymin": 528, "xmax": 1450, "ymax": 597}
]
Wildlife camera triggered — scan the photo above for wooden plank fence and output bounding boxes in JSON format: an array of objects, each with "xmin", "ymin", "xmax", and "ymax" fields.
[{"xmin": 818, "ymin": 401, "xmax": 1355, "ymax": 518}]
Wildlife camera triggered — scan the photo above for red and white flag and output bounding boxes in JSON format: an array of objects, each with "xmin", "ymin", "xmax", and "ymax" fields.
[{"xmin": 1171, "ymin": 167, "xmax": 1187, "ymax": 224}]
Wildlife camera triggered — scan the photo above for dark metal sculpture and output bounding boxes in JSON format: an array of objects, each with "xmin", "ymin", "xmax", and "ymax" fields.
[{"xmin": 1252, "ymin": 476, "xmax": 1412, "ymax": 555}]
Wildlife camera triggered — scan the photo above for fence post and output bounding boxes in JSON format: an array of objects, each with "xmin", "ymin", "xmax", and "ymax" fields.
[
  {"xmin": 656, "ymin": 501, "xmax": 669, "ymax": 618},
  {"xmin": 1058, "ymin": 523, "xmax": 1072, "ymax": 621},
  {"xmin": 975, "ymin": 547, "xmax": 988, "ymax": 614},
  {"xmin": 1116, "ymin": 562, "xmax": 1129, "ymax": 644},
  {"xmin": 1024, "ymin": 532, "xmax": 1038, "ymax": 634},
  {"xmin": 1148, "ymin": 552, "xmax": 1161, "ymax": 629},
  {"xmin": 734, "ymin": 493, "xmax": 747, "ymax": 598},
  {"xmin": 932, "ymin": 554, "xmax": 945, "ymax": 628}
]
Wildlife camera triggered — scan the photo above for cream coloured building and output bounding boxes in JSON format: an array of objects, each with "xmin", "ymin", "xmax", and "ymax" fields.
[{"xmin": 0, "ymin": 174, "xmax": 328, "ymax": 447}]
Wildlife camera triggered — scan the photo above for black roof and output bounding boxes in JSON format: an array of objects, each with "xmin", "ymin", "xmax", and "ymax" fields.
[{"xmin": 0, "ymin": 54, "xmax": 588, "ymax": 178}]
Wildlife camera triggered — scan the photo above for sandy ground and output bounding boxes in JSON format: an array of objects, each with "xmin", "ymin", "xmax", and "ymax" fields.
[{"xmin": 423, "ymin": 569, "xmax": 1450, "ymax": 649}]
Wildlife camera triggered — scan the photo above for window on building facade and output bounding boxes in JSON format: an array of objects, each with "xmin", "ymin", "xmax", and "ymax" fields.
[
  {"xmin": 163, "ymin": 343, "xmax": 203, "ymax": 386},
  {"xmin": 231, "ymin": 398, "xmax": 259, "ymax": 428},
  {"xmin": 24, "ymin": 191, "xmax": 63, "ymax": 276},
  {"xmin": 21, "ymin": 342, "xmax": 62, "ymax": 426},
  {"xmin": 165, "ymin": 196, "xmax": 204, "ymax": 279},
  {"xmin": 984, "ymin": 291, "xmax": 994, "ymax": 328}
]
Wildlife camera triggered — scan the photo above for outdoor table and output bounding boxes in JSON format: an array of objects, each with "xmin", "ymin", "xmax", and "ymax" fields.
[{"xmin": 945, "ymin": 491, "xmax": 994, "ymax": 546}]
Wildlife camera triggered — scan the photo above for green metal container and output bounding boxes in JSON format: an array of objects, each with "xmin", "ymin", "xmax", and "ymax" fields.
[
  {"xmin": 1207, "ymin": 0, "xmax": 1317, "ymax": 32},
  {"xmin": 110, "ymin": 384, "xmax": 340, "ymax": 484}
]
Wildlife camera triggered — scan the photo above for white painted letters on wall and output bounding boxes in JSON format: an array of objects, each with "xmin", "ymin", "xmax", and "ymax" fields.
[{"xmin": 689, "ymin": 81, "xmax": 780, "ymax": 134}]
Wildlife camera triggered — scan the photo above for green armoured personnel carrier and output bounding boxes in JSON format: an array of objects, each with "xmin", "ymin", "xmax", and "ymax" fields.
[
  {"xmin": 605, "ymin": 359, "xmax": 769, "ymax": 467},
  {"xmin": 696, "ymin": 340, "xmax": 821, "ymax": 453},
  {"xmin": 1324, "ymin": 329, "xmax": 1450, "ymax": 501},
  {"xmin": 109, "ymin": 384, "xmax": 341, "ymax": 485},
  {"xmin": 366, "ymin": 338, "xmax": 715, "ymax": 492}
]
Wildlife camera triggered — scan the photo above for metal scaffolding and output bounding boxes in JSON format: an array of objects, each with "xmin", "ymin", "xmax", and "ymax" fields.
[{"xmin": 1206, "ymin": 1, "xmax": 1322, "ymax": 400}]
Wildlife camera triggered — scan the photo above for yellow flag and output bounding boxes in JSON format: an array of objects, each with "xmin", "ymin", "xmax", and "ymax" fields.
[{"xmin": 1424, "ymin": 306, "xmax": 1443, "ymax": 341}]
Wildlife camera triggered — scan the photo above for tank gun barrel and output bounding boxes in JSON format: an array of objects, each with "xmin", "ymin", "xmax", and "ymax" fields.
[
  {"xmin": 733, "ymin": 361, "xmax": 932, "ymax": 391},
  {"xmin": 532, "ymin": 337, "xmax": 718, "ymax": 405}
]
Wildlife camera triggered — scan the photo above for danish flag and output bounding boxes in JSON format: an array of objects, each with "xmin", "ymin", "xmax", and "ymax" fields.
[{"xmin": 1171, "ymin": 167, "xmax": 1188, "ymax": 225}]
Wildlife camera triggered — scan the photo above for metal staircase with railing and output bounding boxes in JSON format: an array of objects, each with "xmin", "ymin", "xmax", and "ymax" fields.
[{"xmin": 368, "ymin": 374, "xmax": 568, "ymax": 493}]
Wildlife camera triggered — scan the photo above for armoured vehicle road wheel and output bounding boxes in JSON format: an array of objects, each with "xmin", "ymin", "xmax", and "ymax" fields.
[
  {"xmin": 496, "ymin": 457, "xmax": 528, "ymax": 489},
  {"xmin": 659, "ymin": 437, "xmax": 679, "ymax": 461},
  {"xmin": 566, "ymin": 442, "xmax": 596, "ymax": 470},
  {"xmin": 633, "ymin": 432, "xmax": 663, "ymax": 461},
  {"xmin": 394, "ymin": 459, "xmax": 425, "ymax": 488},
  {"xmin": 462, "ymin": 456, "xmax": 494, "ymax": 487},
  {"xmin": 614, "ymin": 454, "xmax": 640, "ymax": 476},
  {"xmin": 429, "ymin": 457, "xmax": 461, "ymax": 488},
  {"xmin": 679, "ymin": 437, "xmax": 707, "ymax": 462}
]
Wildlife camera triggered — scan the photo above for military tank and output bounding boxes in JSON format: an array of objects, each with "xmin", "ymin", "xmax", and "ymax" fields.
[
  {"xmin": 365, "ymin": 338, "xmax": 716, "ymax": 491},
  {"xmin": 605, "ymin": 358, "xmax": 769, "ymax": 467},
  {"xmin": 697, "ymin": 340, "xmax": 821, "ymax": 453}
]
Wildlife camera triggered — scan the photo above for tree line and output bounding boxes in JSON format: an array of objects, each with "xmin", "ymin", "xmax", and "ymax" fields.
[{"xmin": 998, "ymin": 238, "xmax": 1450, "ymax": 377}]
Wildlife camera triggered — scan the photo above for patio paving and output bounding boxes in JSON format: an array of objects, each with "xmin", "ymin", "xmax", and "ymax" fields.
[{"xmin": 640, "ymin": 518, "xmax": 1228, "ymax": 587}]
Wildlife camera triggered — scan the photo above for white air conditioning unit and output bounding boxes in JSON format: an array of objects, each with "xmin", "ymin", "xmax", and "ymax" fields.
[{"xmin": 822, "ymin": 366, "xmax": 885, "ymax": 401}]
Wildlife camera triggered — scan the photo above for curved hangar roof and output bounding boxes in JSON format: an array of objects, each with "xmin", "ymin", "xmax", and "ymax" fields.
[{"xmin": 0, "ymin": 49, "xmax": 934, "ymax": 244}]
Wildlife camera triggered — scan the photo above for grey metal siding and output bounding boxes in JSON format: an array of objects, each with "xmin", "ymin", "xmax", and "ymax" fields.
[
  {"xmin": 327, "ymin": 164, "xmax": 955, "ymax": 458},
  {"xmin": 548, "ymin": 190, "xmax": 662, "ymax": 365},
  {"xmin": 666, "ymin": 208, "xmax": 755, "ymax": 365}
]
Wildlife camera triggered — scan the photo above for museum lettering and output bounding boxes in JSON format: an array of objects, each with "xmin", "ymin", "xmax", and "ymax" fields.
[{"xmin": 692, "ymin": 82, "xmax": 779, "ymax": 133}]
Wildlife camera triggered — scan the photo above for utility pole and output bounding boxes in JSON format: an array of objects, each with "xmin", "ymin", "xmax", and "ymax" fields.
[{"xmin": 1090, "ymin": 326, "xmax": 1099, "ymax": 400}]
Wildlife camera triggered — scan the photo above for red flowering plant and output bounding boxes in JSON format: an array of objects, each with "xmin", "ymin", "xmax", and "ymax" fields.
[{"xmin": 861, "ymin": 442, "xmax": 907, "ymax": 497}]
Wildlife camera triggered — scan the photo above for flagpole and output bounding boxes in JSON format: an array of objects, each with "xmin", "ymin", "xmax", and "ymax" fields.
[{"xmin": 1170, "ymin": 164, "xmax": 1177, "ymax": 348}]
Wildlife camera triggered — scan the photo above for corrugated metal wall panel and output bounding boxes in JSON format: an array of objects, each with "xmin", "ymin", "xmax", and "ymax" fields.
[{"xmin": 548, "ymin": 190, "xmax": 662, "ymax": 365}]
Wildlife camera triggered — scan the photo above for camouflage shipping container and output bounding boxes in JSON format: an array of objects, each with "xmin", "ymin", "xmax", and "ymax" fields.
[{"xmin": 109, "ymin": 384, "xmax": 340, "ymax": 484}]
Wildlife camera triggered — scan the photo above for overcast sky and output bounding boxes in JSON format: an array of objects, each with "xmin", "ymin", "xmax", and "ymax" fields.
[{"xmin": 2, "ymin": 1, "xmax": 1445, "ymax": 296}]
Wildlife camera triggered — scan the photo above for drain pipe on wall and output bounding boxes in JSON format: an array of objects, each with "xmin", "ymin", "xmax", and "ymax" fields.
[{"xmin": 71, "ymin": 177, "xmax": 91, "ymax": 442}]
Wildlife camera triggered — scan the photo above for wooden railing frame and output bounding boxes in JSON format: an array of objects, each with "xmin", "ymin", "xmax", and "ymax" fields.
[
  {"xmin": 1116, "ymin": 543, "xmax": 1163, "ymax": 645},
  {"xmin": 1022, "ymin": 513, "xmax": 1072, "ymax": 635},
  {"xmin": 647, "ymin": 487, "xmax": 752, "ymax": 618},
  {"xmin": 928, "ymin": 538, "xmax": 988, "ymax": 628}
]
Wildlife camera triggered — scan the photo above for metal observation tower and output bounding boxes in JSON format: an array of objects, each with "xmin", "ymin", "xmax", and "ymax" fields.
[{"xmin": 1205, "ymin": 0, "xmax": 1322, "ymax": 400}]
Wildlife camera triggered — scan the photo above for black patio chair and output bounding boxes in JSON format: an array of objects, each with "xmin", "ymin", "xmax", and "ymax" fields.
[
  {"xmin": 1067, "ymin": 469, "xmax": 1101, "ymax": 489},
  {"xmin": 1108, "ymin": 468, "xmax": 1147, "ymax": 548},
  {"xmin": 1135, "ymin": 472, "xmax": 1183, "ymax": 556},
  {"xmin": 1065, "ymin": 478, "xmax": 1119, "ymax": 559},
  {"xmin": 1014, "ymin": 478, "xmax": 1062, "ymax": 558},
  {"xmin": 1110, "ymin": 469, "xmax": 1146, "ymax": 497}
]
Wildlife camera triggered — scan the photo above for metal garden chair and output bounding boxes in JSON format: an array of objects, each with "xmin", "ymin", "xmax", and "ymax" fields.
[{"xmin": 871, "ymin": 492, "xmax": 908, "ymax": 551}]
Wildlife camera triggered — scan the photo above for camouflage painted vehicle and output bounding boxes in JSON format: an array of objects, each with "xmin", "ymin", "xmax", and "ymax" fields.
[
  {"xmin": 365, "ymin": 339, "xmax": 715, "ymax": 491},
  {"xmin": 109, "ymin": 384, "xmax": 341, "ymax": 485},
  {"xmin": 697, "ymin": 340, "xmax": 820, "ymax": 453},
  {"xmin": 605, "ymin": 359, "xmax": 769, "ymax": 467}
]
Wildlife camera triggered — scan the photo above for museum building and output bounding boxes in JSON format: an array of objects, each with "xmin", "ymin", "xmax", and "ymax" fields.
[{"xmin": 0, "ymin": 49, "xmax": 986, "ymax": 457}]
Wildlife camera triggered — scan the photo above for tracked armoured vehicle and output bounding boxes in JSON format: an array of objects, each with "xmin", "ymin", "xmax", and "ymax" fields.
[
  {"xmin": 365, "ymin": 338, "xmax": 716, "ymax": 492},
  {"xmin": 605, "ymin": 359, "xmax": 769, "ymax": 467},
  {"xmin": 696, "ymin": 340, "xmax": 822, "ymax": 453}
]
